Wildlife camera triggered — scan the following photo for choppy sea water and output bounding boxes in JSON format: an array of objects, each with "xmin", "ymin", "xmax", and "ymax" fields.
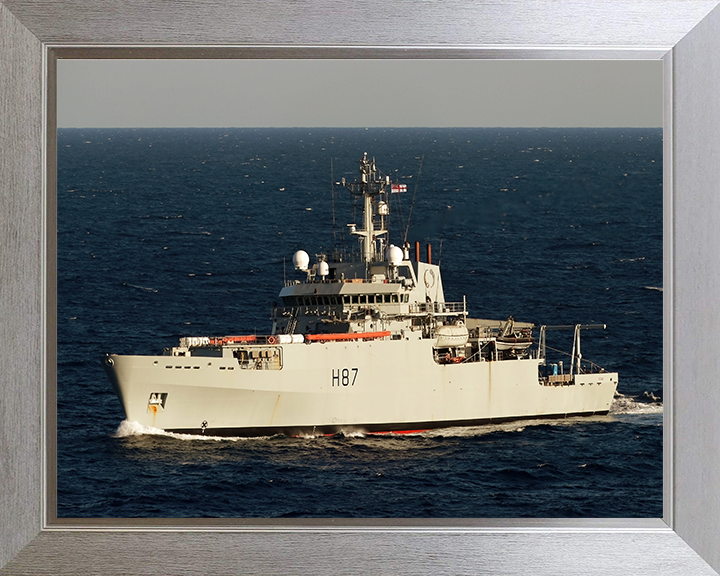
[{"xmin": 57, "ymin": 127, "xmax": 662, "ymax": 517}]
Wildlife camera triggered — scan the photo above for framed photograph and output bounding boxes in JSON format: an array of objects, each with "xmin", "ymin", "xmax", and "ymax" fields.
[
  {"xmin": 2, "ymin": 1, "xmax": 720, "ymax": 574},
  {"xmin": 53, "ymin": 58, "xmax": 664, "ymax": 522}
]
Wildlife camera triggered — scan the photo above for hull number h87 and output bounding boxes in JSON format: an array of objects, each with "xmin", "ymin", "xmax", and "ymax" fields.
[{"xmin": 332, "ymin": 368, "xmax": 359, "ymax": 387}]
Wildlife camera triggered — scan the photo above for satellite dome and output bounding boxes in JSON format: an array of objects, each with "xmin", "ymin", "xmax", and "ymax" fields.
[
  {"xmin": 318, "ymin": 261, "xmax": 329, "ymax": 277},
  {"xmin": 387, "ymin": 244, "xmax": 403, "ymax": 266},
  {"xmin": 292, "ymin": 250, "xmax": 310, "ymax": 271}
]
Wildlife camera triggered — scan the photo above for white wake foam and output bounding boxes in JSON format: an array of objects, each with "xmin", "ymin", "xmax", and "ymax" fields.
[
  {"xmin": 610, "ymin": 392, "xmax": 663, "ymax": 414},
  {"xmin": 294, "ymin": 429, "xmax": 369, "ymax": 440},
  {"xmin": 416, "ymin": 422, "xmax": 532, "ymax": 439},
  {"xmin": 112, "ymin": 420, "xmax": 247, "ymax": 442}
]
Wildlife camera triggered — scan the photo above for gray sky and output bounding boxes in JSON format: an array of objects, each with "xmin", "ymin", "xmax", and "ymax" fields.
[{"xmin": 57, "ymin": 59, "xmax": 662, "ymax": 128}]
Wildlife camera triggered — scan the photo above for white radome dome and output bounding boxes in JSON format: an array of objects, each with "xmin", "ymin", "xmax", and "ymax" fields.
[
  {"xmin": 293, "ymin": 250, "xmax": 310, "ymax": 271},
  {"xmin": 387, "ymin": 244, "xmax": 403, "ymax": 266},
  {"xmin": 318, "ymin": 261, "xmax": 329, "ymax": 276}
]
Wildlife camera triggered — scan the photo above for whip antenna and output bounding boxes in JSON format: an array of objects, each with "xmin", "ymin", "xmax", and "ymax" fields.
[
  {"xmin": 403, "ymin": 154, "xmax": 423, "ymax": 243},
  {"xmin": 331, "ymin": 157, "xmax": 338, "ymax": 248},
  {"xmin": 438, "ymin": 206, "xmax": 447, "ymax": 266}
]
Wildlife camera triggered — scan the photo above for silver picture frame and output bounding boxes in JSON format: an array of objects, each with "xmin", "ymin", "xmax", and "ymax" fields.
[{"xmin": 2, "ymin": 1, "xmax": 720, "ymax": 573}]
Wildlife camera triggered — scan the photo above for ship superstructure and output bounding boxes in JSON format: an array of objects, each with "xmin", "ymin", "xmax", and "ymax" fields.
[{"xmin": 103, "ymin": 154, "xmax": 618, "ymax": 436}]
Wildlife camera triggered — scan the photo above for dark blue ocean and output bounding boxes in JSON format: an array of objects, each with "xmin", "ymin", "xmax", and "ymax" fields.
[{"xmin": 56, "ymin": 127, "xmax": 663, "ymax": 518}]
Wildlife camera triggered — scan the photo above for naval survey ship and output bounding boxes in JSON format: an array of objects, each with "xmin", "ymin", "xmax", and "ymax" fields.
[{"xmin": 103, "ymin": 153, "xmax": 618, "ymax": 436}]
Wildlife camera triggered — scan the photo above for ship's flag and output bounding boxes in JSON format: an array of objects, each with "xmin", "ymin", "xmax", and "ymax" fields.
[{"xmin": 391, "ymin": 183, "xmax": 407, "ymax": 193}]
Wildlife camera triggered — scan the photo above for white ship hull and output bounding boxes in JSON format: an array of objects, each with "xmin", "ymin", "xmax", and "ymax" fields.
[{"xmin": 104, "ymin": 338, "xmax": 618, "ymax": 436}]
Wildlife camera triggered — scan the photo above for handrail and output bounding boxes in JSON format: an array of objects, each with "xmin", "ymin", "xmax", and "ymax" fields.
[
  {"xmin": 305, "ymin": 331, "xmax": 391, "ymax": 342},
  {"xmin": 409, "ymin": 301, "xmax": 466, "ymax": 314}
]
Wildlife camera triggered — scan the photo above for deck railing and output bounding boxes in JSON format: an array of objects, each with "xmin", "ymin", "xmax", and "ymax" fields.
[
  {"xmin": 273, "ymin": 300, "xmax": 467, "ymax": 318},
  {"xmin": 409, "ymin": 301, "xmax": 466, "ymax": 315}
]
